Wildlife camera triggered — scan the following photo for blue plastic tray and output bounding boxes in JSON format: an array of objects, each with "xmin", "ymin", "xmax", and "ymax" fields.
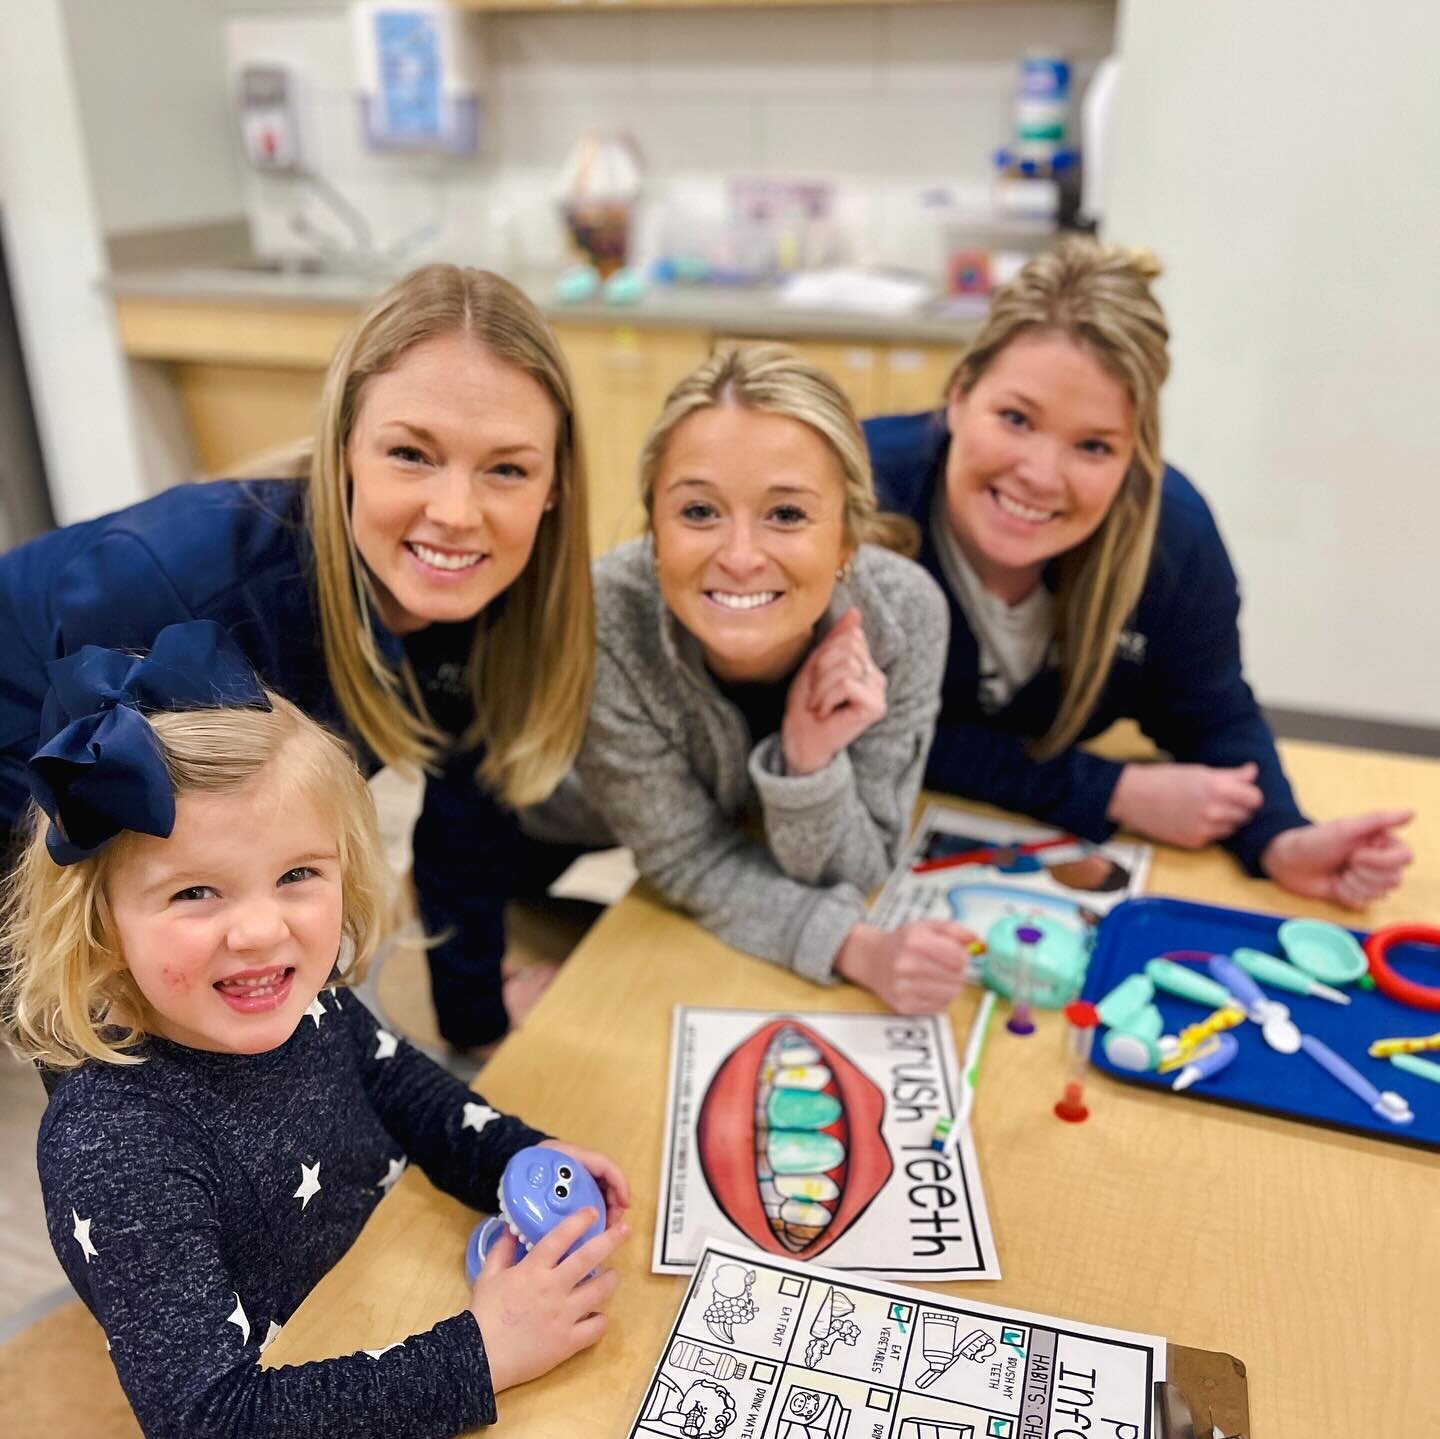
[{"xmin": 1083, "ymin": 897, "xmax": 1439, "ymax": 1150}]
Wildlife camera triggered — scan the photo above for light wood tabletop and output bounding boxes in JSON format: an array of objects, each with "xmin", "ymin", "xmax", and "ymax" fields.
[{"xmin": 265, "ymin": 739, "xmax": 1440, "ymax": 1435}]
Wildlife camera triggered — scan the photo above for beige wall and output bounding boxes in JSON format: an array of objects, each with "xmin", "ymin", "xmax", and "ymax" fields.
[{"xmin": 1106, "ymin": 0, "xmax": 1440, "ymax": 727}]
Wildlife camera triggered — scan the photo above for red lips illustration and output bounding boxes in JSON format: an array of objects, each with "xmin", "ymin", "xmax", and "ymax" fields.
[{"xmin": 696, "ymin": 1018, "xmax": 892, "ymax": 1260}]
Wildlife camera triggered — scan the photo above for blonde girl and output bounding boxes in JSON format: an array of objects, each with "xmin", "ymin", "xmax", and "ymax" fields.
[
  {"xmin": 0, "ymin": 264, "xmax": 594, "ymax": 1047},
  {"xmin": 532, "ymin": 343, "xmax": 977, "ymax": 1015},
  {"xmin": 1, "ymin": 623, "xmax": 628, "ymax": 1437},
  {"xmin": 865, "ymin": 236, "xmax": 1411, "ymax": 905}
]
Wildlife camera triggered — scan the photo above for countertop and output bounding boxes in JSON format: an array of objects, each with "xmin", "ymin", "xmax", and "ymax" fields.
[{"xmin": 105, "ymin": 257, "xmax": 989, "ymax": 347}]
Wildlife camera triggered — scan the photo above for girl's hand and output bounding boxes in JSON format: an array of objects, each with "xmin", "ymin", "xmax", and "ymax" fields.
[
  {"xmin": 469, "ymin": 1210, "xmax": 629, "ymax": 1393},
  {"xmin": 782, "ymin": 609, "xmax": 887, "ymax": 777},
  {"xmin": 834, "ymin": 920, "xmax": 976, "ymax": 1015},
  {"xmin": 537, "ymin": 1139, "xmax": 631, "ymax": 1226},
  {"xmin": 1261, "ymin": 810, "xmax": 1414, "ymax": 907},
  {"xmin": 1107, "ymin": 761, "xmax": 1264, "ymax": 847}
]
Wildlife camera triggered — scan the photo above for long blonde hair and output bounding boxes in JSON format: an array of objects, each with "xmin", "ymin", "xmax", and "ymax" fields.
[
  {"xmin": 307, "ymin": 264, "xmax": 594, "ymax": 806},
  {"xmin": 949, "ymin": 237, "xmax": 1170, "ymax": 758},
  {"xmin": 639, "ymin": 342, "xmax": 918, "ymax": 557},
  {"xmin": 0, "ymin": 695, "xmax": 387, "ymax": 1071}
]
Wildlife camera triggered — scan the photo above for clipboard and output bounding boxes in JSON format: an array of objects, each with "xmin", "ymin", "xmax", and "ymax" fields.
[{"xmin": 1162, "ymin": 1343, "xmax": 1251, "ymax": 1438}]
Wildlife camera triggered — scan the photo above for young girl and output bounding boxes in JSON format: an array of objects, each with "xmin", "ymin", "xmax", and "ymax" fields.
[
  {"xmin": 530, "ymin": 344, "xmax": 976, "ymax": 1016},
  {"xmin": 0, "ymin": 622, "xmax": 629, "ymax": 1438},
  {"xmin": 0, "ymin": 264, "xmax": 595, "ymax": 1050},
  {"xmin": 865, "ymin": 238, "xmax": 1412, "ymax": 906}
]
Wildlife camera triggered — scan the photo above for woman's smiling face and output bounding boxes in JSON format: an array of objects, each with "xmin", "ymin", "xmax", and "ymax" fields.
[
  {"xmin": 346, "ymin": 332, "xmax": 559, "ymax": 635},
  {"xmin": 651, "ymin": 404, "xmax": 852, "ymax": 684},
  {"xmin": 943, "ymin": 330, "xmax": 1136, "ymax": 602}
]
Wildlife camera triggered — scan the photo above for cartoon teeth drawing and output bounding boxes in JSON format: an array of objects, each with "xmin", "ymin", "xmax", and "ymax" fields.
[{"xmin": 696, "ymin": 1019, "xmax": 893, "ymax": 1261}]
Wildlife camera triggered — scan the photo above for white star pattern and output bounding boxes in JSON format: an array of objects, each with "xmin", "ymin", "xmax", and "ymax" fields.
[
  {"xmin": 378, "ymin": 1157, "xmax": 407, "ymax": 1193},
  {"xmin": 293, "ymin": 1162, "xmax": 322, "ymax": 1209},
  {"xmin": 364, "ymin": 1342, "xmax": 403, "ymax": 1360},
  {"xmin": 227, "ymin": 1294, "xmax": 250, "ymax": 1346},
  {"xmin": 71, "ymin": 1209, "xmax": 98, "ymax": 1263},
  {"xmin": 260, "ymin": 1320, "xmax": 283, "ymax": 1354},
  {"xmin": 304, "ymin": 997, "xmax": 327, "ymax": 1029},
  {"xmin": 461, "ymin": 1102, "xmax": 498, "ymax": 1135},
  {"xmin": 374, "ymin": 1029, "xmax": 398, "ymax": 1061}
]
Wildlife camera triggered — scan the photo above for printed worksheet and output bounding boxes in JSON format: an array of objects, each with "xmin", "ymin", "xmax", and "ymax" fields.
[
  {"xmin": 871, "ymin": 803, "xmax": 1150, "ymax": 943},
  {"xmin": 629, "ymin": 1241, "xmax": 1165, "ymax": 1439},
  {"xmin": 656, "ymin": 1009, "xmax": 998, "ymax": 1282}
]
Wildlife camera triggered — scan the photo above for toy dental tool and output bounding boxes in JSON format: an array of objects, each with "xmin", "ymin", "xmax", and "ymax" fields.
[
  {"xmin": 1006, "ymin": 925, "xmax": 1042, "ymax": 1035},
  {"xmin": 1208, "ymin": 956, "xmax": 1300, "ymax": 1054},
  {"xmin": 1231, "ymin": 947, "xmax": 1349, "ymax": 1004},
  {"xmin": 1096, "ymin": 973, "xmax": 1154, "ymax": 1030},
  {"xmin": 1054, "ymin": 1000, "xmax": 1099, "ymax": 1122},
  {"xmin": 1298, "ymin": 1034, "xmax": 1413, "ymax": 1125},
  {"xmin": 464, "ymin": 1146, "xmax": 606, "ymax": 1282},
  {"xmin": 1389, "ymin": 1053, "xmax": 1440, "ymax": 1086},
  {"xmin": 1170, "ymin": 1031, "xmax": 1239, "ymax": 1092},
  {"xmin": 1144, "ymin": 957, "xmax": 1232, "ymax": 1008},
  {"xmin": 1157, "ymin": 1005, "xmax": 1247, "ymax": 1073},
  {"xmin": 1277, "ymin": 917, "xmax": 1368, "ymax": 985},
  {"xmin": 1369, "ymin": 1030, "xmax": 1440, "ymax": 1059}
]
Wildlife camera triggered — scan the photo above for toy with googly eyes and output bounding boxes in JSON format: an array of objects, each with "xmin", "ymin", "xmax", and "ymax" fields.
[{"xmin": 464, "ymin": 1146, "xmax": 607, "ymax": 1282}]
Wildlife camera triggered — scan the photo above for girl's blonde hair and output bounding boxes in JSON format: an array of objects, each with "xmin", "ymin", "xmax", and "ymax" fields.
[
  {"xmin": 639, "ymin": 342, "xmax": 919, "ymax": 557},
  {"xmin": 948, "ymin": 236, "xmax": 1170, "ymax": 758},
  {"xmin": 307, "ymin": 264, "xmax": 594, "ymax": 807},
  {"xmin": 0, "ymin": 694, "xmax": 388, "ymax": 1071}
]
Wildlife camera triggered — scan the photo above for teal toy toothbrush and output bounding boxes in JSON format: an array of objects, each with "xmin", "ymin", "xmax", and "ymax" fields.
[{"xmin": 1232, "ymin": 947, "xmax": 1350, "ymax": 1005}]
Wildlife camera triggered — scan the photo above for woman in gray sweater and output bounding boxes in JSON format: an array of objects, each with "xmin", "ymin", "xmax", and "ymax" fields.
[{"xmin": 561, "ymin": 344, "xmax": 976, "ymax": 1014}]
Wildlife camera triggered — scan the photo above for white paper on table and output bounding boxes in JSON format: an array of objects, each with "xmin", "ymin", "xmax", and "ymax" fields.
[
  {"xmin": 655, "ymin": 1007, "xmax": 999, "ymax": 1282},
  {"xmin": 870, "ymin": 801, "xmax": 1151, "ymax": 943},
  {"xmin": 627, "ymin": 1239, "xmax": 1166, "ymax": 1439}
]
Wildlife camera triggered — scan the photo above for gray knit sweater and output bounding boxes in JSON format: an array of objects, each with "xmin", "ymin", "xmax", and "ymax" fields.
[{"xmin": 545, "ymin": 538, "xmax": 948, "ymax": 982}]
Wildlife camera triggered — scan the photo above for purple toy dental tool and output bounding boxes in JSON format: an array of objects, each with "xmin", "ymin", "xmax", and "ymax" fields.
[
  {"xmin": 1298, "ymin": 1034, "xmax": 1413, "ymax": 1125},
  {"xmin": 464, "ymin": 1145, "xmax": 607, "ymax": 1283},
  {"xmin": 1170, "ymin": 1030, "xmax": 1239, "ymax": 1092}
]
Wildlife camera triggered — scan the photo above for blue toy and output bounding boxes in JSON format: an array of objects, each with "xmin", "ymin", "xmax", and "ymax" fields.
[{"xmin": 464, "ymin": 1146, "xmax": 606, "ymax": 1283}]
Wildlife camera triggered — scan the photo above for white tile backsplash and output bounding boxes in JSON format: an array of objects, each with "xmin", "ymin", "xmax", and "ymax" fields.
[
  {"xmin": 638, "ymin": 9, "xmax": 881, "ymax": 96},
  {"xmin": 224, "ymin": 2, "xmax": 1116, "ymax": 271}
]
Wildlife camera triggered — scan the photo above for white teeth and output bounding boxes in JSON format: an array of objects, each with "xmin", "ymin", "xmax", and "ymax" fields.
[
  {"xmin": 992, "ymin": 490, "xmax": 1054, "ymax": 523},
  {"xmin": 709, "ymin": 591, "xmax": 781, "ymax": 611},
  {"xmin": 409, "ymin": 542, "xmax": 484, "ymax": 571},
  {"xmin": 218, "ymin": 970, "xmax": 288, "ymax": 997}
]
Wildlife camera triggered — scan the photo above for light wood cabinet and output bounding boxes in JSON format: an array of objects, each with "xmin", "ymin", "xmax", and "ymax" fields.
[
  {"xmin": 113, "ymin": 295, "xmax": 956, "ymax": 554},
  {"xmin": 717, "ymin": 335, "xmax": 957, "ymax": 419},
  {"xmin": 551, "ymin": 322, "xmax": 710, "ymax": 554}
]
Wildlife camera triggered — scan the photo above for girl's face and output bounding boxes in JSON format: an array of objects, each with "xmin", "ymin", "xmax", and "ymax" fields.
[
  {"xmin": 944, "ymin": 331, "xmax": 1136, "ymax": 602},
  {"xmin": 652, "ymin": 404, "xmax": 852, "ymax": 684},
  {"xmin": 105, "ymin": 769, "xmax": 344, "ymax": 1055},
  {"xmin": 347, "ymin": 332, "xmax": 560, "ymax": 635}
]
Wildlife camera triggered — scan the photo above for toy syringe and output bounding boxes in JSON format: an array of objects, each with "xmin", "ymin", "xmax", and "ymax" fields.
[
  {"xmin": 1054, "ymin": 1000, "xmax": 1100, "ymax": 1122},
  {"xmin": 1006, "ymin": 924, "xmax": 1042, "ymax": 1036}
]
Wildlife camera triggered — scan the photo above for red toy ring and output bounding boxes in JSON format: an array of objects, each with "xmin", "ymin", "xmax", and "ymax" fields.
[{"xmin": 1365, "ymin": 924, "xmax": 1440, "ymax": 1011}]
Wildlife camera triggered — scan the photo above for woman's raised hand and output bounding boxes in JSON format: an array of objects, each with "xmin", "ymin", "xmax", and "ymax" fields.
[
  {"xmin": 1107, "ymin": 761, "xmax": 1264, "ymax": 847},
  {"xmin": 834, "ymin": 920, "xmax": 976, "ymax": 1014},
  {"xmin": 781, "ymin": 608, "xmax": 887, "ymax": 776},
  {"xmin": 1261, "ymin": 810, "xmax": 1414, "ymax": 907}
]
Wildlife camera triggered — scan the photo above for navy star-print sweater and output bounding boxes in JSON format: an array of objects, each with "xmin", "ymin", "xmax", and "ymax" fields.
[{"xmin": 37, "ymin": 986, "xmax": 545, "ymax": 1438}]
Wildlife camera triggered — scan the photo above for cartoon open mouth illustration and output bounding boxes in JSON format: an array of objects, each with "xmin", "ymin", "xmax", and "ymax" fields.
[{"xmin": 696, "ymin": 1019, "xmax": 893, "ymax": 1260}]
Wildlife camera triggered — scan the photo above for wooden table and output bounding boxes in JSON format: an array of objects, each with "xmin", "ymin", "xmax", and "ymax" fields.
[{"xmin": 266, "ymin": 740, "xmax": 1440, "ymax": 1434}]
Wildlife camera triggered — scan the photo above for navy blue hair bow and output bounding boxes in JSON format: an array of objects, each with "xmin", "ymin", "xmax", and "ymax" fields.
[{"xmin": 27, "ymin": 620, "xmax": 271, "ymax": 866}]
